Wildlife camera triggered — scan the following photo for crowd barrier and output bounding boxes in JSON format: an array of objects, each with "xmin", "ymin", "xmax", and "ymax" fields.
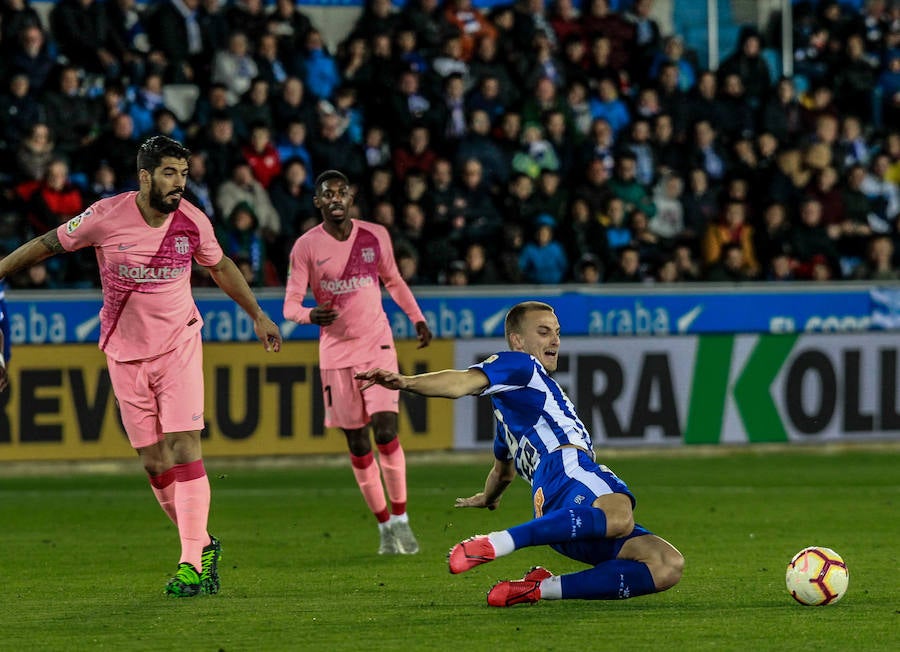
[{"xmin": 2, "ymin": 283, "xmax": 899, "ymax": 460}]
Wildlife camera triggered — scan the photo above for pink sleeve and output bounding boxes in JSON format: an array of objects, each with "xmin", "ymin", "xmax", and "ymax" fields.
[
  {"xmin": 56, "ymin": 203, "xmax": 103, "ymax": 251},
  {"xmin": 283, "ymin": 236, "xmax": 313, "ymax": 324},
  {"xmin": 375, "ymin": 227, "xmax": 425, "ymax": 325}
]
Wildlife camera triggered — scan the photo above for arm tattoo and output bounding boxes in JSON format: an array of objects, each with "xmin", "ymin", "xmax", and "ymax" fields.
[{"xmin": 40, "ymin": 231, "xmax": 65, "ymax": 255}]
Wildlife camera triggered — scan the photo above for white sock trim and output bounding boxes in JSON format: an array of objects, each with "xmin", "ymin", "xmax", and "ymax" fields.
[
  {"xmin": 540, "ymin": 576, "xmax": 562, "ymax": 600},
  {"xmin": 487, "ymin": 531, "xmax": 515, "ymax": 557}
]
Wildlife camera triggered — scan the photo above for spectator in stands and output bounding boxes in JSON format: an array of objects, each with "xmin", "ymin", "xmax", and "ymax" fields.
[
  {"xmin": 548, "ymin": 0, "xmax": 582, "ymax": 45},
  {"xmin": 50, "ymin": 0, "xmax": 122, "ymax": 78},
  {"xmin": 655, "ymin": 61, "xmax": 689, "ymax": 139},
  {"xmin": 303, "ymin": 28, "xmax": 340, "ymax": 102},
  {"xmin": 444, "ymin": 0, "xmax": 497, "ymax": 62},
  {"xmin": 0, "ymin": 73, "xmax": 42, "ymax": 152},
  {"xmin": 309, "ymin": 110, "xmax": 365, "ymax": 182},
  {"xmin": 8, "ymin": 23, "xmax": 54, "ymax": 93},
  {"xmin": 706, "ymin": 242, "xmax": 757, "ymax": 282},
  {"xmin": 519, "ymin": 213, "xmax": 568, "ymax": 284},
  {"xmin": 14, "ymin": 122, "xmax": 54, "ymax": 182},
  {"xmin": 577, "ymin": 118, "xmax": 616, "ymax": 175},
  {"xmin": 862, "ymin": 153, "xmax": 900, "ymax": 227},
  {"xmin": 23, "ymin": 158, "xmax": 85, "ymax": 237},
  {"xmin": 100, "ymin": 0, "xmax": 151, "ymax": 85},
  {"xmin": 625, "ymin": 0, "xmax": 661, "ymax": 84},
  {"xmin": 268, "ymin": 157, "xmax": 316, "ymax": 275},
  {"xmin": 437, "ymin": 73, "xmax": 469, "ymax": 147},
  {"xmin": 589, "ymin": 77, "xmax": 630, "ymax": 138},
  {"xmin": 198, "ymin": 0, "xmax": 230, "ymax": 58},
  {"xmin": 500, "ymin": 172, "xmax": 541, "ymax": 228},
  {"xmin": 573, "ymin": 252, "xmax": 603, "ymax": 284},
  {"xmin": 455, "ymin": 109, "xmax": 509, "ymax": 189},
  {"xmin": 223, "ymin": 0, "xmax": 268, "ymax": 45},
  {"xmin": 877, "ymin": 51, "xmax": 900, "ymax": 128},
  {"xmin": 806, "ymin": 165, "xmax": 845, "ymax": 228},
  {"xmin": 145, "ymin": 0, "xmax": 206, "ymax": 84},
  {"xmin": 652, "ymin": 113, "xmax": 685, "ymax": 177},
  {"xmin": 852, "ymin": 234, "xmax": 900, "ymax": 280},
  {"xmin": 762, "ymin": 77, "xmax": 804, "ymax": 146},
  {"xmin": 833, "ymin": 33, "xmax": 879, "ymax": 121},
  {"xmin": 649, "ymin": 173, "xmax": 684, "ymax": 243},
  {"xmin": 688, "ymin": 120, "xmax": 729, "ymax": 185},
  {"xmin": 196, "ymin": 111, "xmax": 241, "ymax": 192},
  {"xmin": 609, "ymin": 152, "xmax": 655, "ymax": 219},
  {"xmin": 466, "ymin": 74, "xmax": 506, "ymax": 127},
  {"xmin": 462, "ymin": 241, "xmax": 501, "ymax": 285},
  {"xmin": 790, "ymin": 197, "xmax": 841, "ymax": 278},
  {"xmin": 649, "ymin": 35, "xmax": 696, "ymax": 92},
  {"xmin": 559, "ymin": 34, "xmax": 589, "ymax": 90},
  {"xmin": 606, "ymin": 245, "xmax": 643, "ymax": 283},
  {"xmin": 272, "ymin": 76, "xmax": 317, "ymax": 134},
  {"xmin": 717, "ymin": 73, "xmax": 756, "ymax": 145},
  {"xmin": 87, "ymin": 112, "xmax": 140, "ymax": 189},
  {"xmin": 241, "ymin": 122, "xmax": 281, "ymax": 189},
  {"xmin": 532, "ymin": 168, "xmax": 568, "ymax": 221},
  {"xmin": 753, "ymin": 202, "xmax": 793, "ymax": 271},
  {"xmin": 40, "ymin": 65, "xmax": 101, "ymax": 164},
  {"xmin": 516, "ymin": 29, "xmax": 565, "ymax": 93},
  {"xmin": 0, "ymin": 0, "xmax": 43, "ymax": 57},
  {"xmin": 254, "ymin": 32, "xmax": 295, "ymax": 90},
  {"xmin": 392, "ymin": 124, "xmax": 437, "ymax": 183},
  {"xmin": 212, "ymin": 31, "xmax": 259, "ymax": 105},
  {"xmin": 216, "ymin": 159, "xmax": 280, "ymax": 242},
  {"xmin": 183, "ymin": 149, "xmax": 216, "ymax": 220},
  {"xmin": 717, "ymin": 26, "xmax": 770, "ymax": 110},
  {"xmin": 701, "ymin": 201, "xmax": 760, "ymax": 278},
  {"xmin": 835, "ymin": 115, "xmax": 870, "ymax": 172},
  {"xmin": 469, "ymin": 35, "xmax": 519, "ymax": 108},
  {"xmin": 267, "ymin": 0, "xmax": 313, "ymax": 57},
  {"xmin": 673, "ymin": 241, "xmax": 701, "ymax": 281},
  {"xmin": 583, "ymin": 0, "xmax": 635, "ymax": 73},
  {"xmin": 217, "ymin": 201, "xmax": 270, "ymax": 287}
]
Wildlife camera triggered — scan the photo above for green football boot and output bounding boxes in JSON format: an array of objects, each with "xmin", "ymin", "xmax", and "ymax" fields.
[
  {"xmin": 164, "ymin": 562, "xmax": 201, "ymax": 598},
  {"xmin": 199, "ymin": 535, "xmax": 222, "ymax": 595}
]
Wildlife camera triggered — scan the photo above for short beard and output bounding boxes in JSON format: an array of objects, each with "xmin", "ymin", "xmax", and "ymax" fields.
[{"xmin": 148, "ymin": 183, "xmax": 181, "ymax": 214}]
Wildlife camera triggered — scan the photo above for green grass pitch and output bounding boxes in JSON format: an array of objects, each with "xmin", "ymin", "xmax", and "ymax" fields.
[{"xmin": 0, "ymin": 447, "xmax": 897, "ymax": 651}]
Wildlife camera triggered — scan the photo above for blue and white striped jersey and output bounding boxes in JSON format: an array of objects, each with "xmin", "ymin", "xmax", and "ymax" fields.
[{"xmin": 471, "ymin": 351, "xmax": 594, "ymax": 485}]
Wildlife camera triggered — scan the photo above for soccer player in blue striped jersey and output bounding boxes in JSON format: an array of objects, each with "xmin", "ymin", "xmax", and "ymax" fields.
[{"xmin": 356, "ymin": 300, "xmax": 683, "ymax": 606}]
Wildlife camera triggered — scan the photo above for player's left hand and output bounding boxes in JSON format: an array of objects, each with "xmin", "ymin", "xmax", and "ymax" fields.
[
  {"xmin": 415, "ymin": 321, "xmax": 433, "ymax": 349},
  {"xmin": 254, "ymin": 315, "xmax": 283, "ymax": 352},
  {"xmin": 355, "ymin": 368, "xmax": 407, "ymax": 391},
  {"xmin": 454, "ymin": 493, "xmax": 499, "ymax": 510}
]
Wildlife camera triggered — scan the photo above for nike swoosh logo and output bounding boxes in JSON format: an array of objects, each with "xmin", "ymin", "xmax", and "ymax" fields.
[
  {"xmin": 482, "ymin": 306, "xmax": 509, "ymax": 336},
  {"xmin": 75, "ymin": 314, "xmax": 102, "ymax": 341},
  {"xmin": 118, "ymin": 244, "xmax": 136, "ymax": 251},
  {"xmin": 677, "ymin": 305, "xmax": 704, "ymax": 334},
  {"xmin": 316, "ymin": 257, "xmax": 331, "ymax": 266}
]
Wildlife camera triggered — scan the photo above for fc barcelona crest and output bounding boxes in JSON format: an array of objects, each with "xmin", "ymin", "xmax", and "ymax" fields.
[
  {"xmin": 174, "ymin": 236, "xmax": 189, "ymax": 255},
  {"xmin": 361, "ymin": 247, "xmax": 375, "ymax": 263}
]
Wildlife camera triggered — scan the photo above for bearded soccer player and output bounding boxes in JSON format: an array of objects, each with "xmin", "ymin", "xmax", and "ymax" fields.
[
  {"xmin": 283, "ymin": 170, "xmax": 433, "ymax": 555},
  {"xmin": 356, "ymin": 301, "xmax": 684, "ymax": 606},
  {"xmin": 0, "ymin": 136, "xmax": 283, "ymax": 597}
]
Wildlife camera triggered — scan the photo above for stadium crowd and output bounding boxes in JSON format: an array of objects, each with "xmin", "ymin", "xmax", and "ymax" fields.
[{"xmin": 0, "ymin": 0, "xmax": 898, "ymax": 288}]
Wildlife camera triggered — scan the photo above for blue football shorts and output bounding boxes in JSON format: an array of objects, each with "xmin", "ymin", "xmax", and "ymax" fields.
[{"xmin": 532, "ymin": 447, "xmax": 653, "ymax": 566}]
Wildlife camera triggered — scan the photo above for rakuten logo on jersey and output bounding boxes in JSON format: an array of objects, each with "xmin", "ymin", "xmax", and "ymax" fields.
[
  {"xmin": 118, "ymin": 264, "xmax": 186, "ymax": 282},
  {"xmin": 320, "ymin": 275, "xmax": 374, "ymax": 295}
]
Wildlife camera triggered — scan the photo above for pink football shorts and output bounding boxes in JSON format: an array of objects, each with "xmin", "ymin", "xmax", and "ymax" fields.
[
  {"xmin": 107, "ymin": 332, "xmax": 205, "ymax": 449},
  {"xmin": 320, "ymin": 344, "xmax": 399, "ymax": 429}
]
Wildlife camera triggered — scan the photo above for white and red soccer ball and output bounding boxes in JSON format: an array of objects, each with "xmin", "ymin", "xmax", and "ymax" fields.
[{"xmin": 785, "ymin": 546, "xmax": 849, "ymax": 606}]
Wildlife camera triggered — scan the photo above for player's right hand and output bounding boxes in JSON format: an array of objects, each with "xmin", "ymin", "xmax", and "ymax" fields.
[
  {"xmin": 454, "ymin": 493, "xmax": 499, "ymax": 510},
  {"xmin": 309, "ymin": 301, "xmax": 338, "ymax": 326}
]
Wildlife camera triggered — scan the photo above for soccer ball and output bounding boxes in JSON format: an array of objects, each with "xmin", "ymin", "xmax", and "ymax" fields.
[{"xmin": 785, "ymin": 546, "xmax": 849, "ymax": 606}]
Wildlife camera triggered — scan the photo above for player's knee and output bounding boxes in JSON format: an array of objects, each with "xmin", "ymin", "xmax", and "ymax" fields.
[
  {"xmin": 653, "ymin": 548, "xmax": 685, "ymax": 592},
  {"xmin": 372, "ymin": 429, "xmax": 397, "ymax": 446},
  {"xmin": 603, "ymin": 509, "xmax": 635, "ymax": 538},
  {"xmin": 142, "ymin": 458, "xmax": 169, "ymax": 476}
]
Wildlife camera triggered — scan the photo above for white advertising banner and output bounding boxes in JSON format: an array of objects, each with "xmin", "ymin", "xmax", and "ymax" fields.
[{"xmin": 452, "ymin": 333, "xmax": 900, "ymax": 449}]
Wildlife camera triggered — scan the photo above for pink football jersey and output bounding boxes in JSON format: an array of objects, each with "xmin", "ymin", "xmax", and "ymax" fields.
[
  {"xmin": 283, "ymin": 219, "xmax": 425, "ymax": 368},
  {"xmin": 56, "ymin": 192, "xmax": 223, "ymax": 361}
]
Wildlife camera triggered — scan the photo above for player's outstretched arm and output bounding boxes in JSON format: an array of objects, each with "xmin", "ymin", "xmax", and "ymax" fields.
[
  {"xmin": 0, "ymin": 230, "xmax": 66, "ymax": 281},
  {"xmin": 455, "ymin": 457, "xmax": 516, "ymax": 510},
  {"xmin": 356, "ymin": 367, "xmax": 488, "ymax": 398},
  {"xmin": 206, "ymin": 255, "xmax": 283, "ymax": 352}
]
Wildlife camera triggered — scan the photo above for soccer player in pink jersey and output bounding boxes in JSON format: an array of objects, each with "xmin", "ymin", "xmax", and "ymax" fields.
[
  {"xmin": 284, "ymin": 169, "xmax": 433, "ymax": 555},
  {"xmin": 0, "ymin": 136, "xmax": 283, "ymax": 597}
]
